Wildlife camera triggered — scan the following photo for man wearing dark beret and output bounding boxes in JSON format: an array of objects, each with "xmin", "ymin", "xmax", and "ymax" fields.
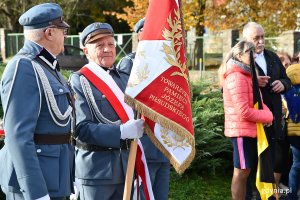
[
  {"xmin": 0, "ymin": 3, "xmax": 75, "ymax": 200},
  {"xmin": 69, "ymin": 22, "xmax": 144, "ymax": 200},
  {"xmin": 117, "ymin": 18, "xmax": 170, "ymax": 200}
]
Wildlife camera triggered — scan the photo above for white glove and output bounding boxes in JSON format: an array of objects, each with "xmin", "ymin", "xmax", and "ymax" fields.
[
  {"xmin": 120, "ymin": 119, "xmax": 144, "ymax": 139},
  {"xmin": 70, "ymin": 178, "xmax": 81, "ymax": 200}
]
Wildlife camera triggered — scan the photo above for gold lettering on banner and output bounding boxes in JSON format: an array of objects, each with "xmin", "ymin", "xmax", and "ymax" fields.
[
  {"xmin": 160, "ymin": 126, "xmax": 189, "ymax": 150},
  {"xmin": 161, "ymin": 76, "xmax": 189, "ymax": 103},
  {"xmin": 149, "ymin": 93, "xmax": 190, "ymax": 122},
  {"xmin": 148, "ymin": 75, "xmax": 191, "ymax": 121}
]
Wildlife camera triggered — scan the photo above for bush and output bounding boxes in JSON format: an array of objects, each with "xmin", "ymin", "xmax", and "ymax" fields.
[{"xmin": 187, "ymin": 81, "xmax": 232, "ymax": 175}]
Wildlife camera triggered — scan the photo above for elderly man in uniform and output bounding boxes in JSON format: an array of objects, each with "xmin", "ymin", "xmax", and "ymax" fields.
[
  {"xmin": 0, "ymin": 3, "xmax": 75, "ymax": 200},
  {"xmin": 69, "ymin": 22, "xmax": 144, "ymax": 200},
  {"xmin": 117, "ymin": 18, "xmax": 171, "ymax": 200}
]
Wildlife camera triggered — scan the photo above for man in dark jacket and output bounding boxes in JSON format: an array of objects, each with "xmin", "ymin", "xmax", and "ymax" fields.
[{"xmin": 243, "ymin": 22, "xmax": 291, "ymax": 198}]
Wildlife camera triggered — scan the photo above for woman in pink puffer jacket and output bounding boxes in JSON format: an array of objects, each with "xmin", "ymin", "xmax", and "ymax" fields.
[{"xmin": 219, "ymin": 40, "xmax": 273, "ymax": 200}]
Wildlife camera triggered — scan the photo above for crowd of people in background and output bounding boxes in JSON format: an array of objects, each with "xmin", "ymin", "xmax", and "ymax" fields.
[{"xmin": 220, "ymin": 21, "xmax": 300, "ymax": 200}]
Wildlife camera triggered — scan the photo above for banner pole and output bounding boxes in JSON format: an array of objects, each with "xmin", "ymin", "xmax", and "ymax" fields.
[
  {"xmin": 123, "ymin": 112, "xmax": 141, "ymax": 200},
  {"xmin": 123, "ymin": 139, "xmax": 138, "ymax": 200}
]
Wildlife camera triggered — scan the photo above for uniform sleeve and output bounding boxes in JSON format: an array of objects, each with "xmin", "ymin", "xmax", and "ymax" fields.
[
  {"xmin": 226, "ymin": 73, "xmax": 273, "ymax": 123},
  {"xmin": 116, "ymin": 53, "xmax": 134, "ymax": 75},
  {"xmin": 69, "ymin": 73, "xmax": 121, "ymax": 148},
  {"xmin": 1, "ymin": 59, "xmax": 48, "ymax": 199}
]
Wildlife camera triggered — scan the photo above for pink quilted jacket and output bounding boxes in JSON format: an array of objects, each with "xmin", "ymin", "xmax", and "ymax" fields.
[{"xmin": 223, "ymin": 64, "xmax": 273, "ymax": 138}]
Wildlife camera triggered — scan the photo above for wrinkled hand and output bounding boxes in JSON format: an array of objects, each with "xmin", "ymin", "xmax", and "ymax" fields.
[
  {"xmin": 271, "ymin": 80, "xmax": 284, "ymax": 93},
  {"xmin": 257, "ymin": 76, "xmax": 270, "ymax": 87},
  {"xmin": 70, "ymin": 178, "xmax": 81, "ymax": 200},
  {"xmin": 120, "ymin": 119, "xmax": 144, "ymax": 139}
]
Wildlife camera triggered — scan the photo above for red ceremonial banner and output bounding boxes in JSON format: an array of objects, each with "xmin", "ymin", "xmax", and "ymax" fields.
[{"xmin": 125, "ymin": 0, "xmax": 195, "ymax": 173}]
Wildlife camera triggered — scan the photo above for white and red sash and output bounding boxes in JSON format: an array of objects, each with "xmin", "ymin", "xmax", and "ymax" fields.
[
  {"xmin": 80, "ymin": 62, "xmax": 154, "ymax": 200},
  {"xmin": 80, "ymin": 62, "xmax": 133, "ymax": 121}
]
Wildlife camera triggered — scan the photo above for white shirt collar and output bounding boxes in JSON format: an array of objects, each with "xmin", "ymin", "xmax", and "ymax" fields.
[
  {"xmin": 255, "ymin": 52, "xmax": 267, "ymax": 75},
  {"xmin": 256, "ymin": 52, "xmax": 264, "ymax": 57}
]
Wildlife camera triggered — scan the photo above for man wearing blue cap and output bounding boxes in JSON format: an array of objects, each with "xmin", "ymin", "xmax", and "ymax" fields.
[
  {"xmin": 0, "ymin": 3, "xmax": 74, "ymax": 200},
  {"xmin": 117, "ymin": 18, "xmax": 171, "ymax": 200},
  {"xmin": 69, "ymin": 22, "xmax": 144, "ymax": 200},
  {"xmin": 117, "ymin": 18, "xmax": 145, "ymax": 74}
]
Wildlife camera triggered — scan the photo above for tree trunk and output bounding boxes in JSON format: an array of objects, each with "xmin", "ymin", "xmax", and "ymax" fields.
[{"xmin": 193, "ymin": 0, "xmax": 205, "ymax": 70}]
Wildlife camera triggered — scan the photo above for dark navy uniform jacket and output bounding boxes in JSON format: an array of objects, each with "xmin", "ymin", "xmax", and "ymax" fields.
[
  {"xmin": 0, "ymin": 40, "xmax": 74, "ymax": 199},
  {"xmin": 70, "ymin": 65, "xmax": 130, "ymax": 185}
]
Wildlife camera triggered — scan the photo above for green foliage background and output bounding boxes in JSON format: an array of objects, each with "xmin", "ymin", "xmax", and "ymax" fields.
[{"xmin": 189, "ymin": 81, "xmax": 232, "ymax": 175}]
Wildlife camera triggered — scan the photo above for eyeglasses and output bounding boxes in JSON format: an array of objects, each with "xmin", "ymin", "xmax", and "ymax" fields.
[
  {"xmin": 61, "ymin": 27, "xmax": 69, "ymax": 35},
  {"xmin": 44, "ymin": 26, "xmax": 69, "ymax": 36}
]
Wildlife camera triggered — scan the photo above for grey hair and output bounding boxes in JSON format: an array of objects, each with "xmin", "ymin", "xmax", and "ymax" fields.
[
  {"xmin": 218, "ymin": 40, "xmax": 255, "ymax": 87},
  {"xmin": 24, "ymin": 28, "xmax": 45, "ymax": 42},
  {"xmin": 242, "ymin": 22, "xmax": 264, "ymax": 39},
  {"xmin": 223, "ymin": 40, "xmax": 255, "ymax": 64}
]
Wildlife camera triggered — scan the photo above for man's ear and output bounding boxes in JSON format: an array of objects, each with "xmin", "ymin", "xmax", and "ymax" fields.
[
  {"xmin": 44, "ymin": 28, "xmax": 53, "ymax": 40},
  {"xmin": 83, "ymin": 47, "xmax": 88, "ymax": 56}
]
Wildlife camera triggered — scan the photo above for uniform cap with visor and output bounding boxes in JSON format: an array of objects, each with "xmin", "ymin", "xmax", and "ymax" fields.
[
  {"xmin": 134, "ymin": 18, "xmax": 145, "ymax": 33},
  {"xmin": 19, "ymin": 3, "xmax": 70, "ymax": 30},
  {"xmin": 80, "ymin": 22, "xmax": 114, "ymax": 46}
]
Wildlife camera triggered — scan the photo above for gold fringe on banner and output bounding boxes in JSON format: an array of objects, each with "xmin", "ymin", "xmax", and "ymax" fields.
[{"xmin": 125, "ymin": 94, "xmax": 195, "ymax": 173}]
